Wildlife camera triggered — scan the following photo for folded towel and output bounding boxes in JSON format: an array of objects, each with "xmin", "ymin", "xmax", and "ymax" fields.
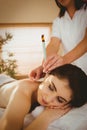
[{"xmin": 0, "ymin": 74, "xmax": 15, "ymax": 86}]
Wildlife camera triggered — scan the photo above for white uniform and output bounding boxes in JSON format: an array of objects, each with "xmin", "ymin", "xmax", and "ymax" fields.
[{"xmin": 51, "ymin": 7, "xmax": 87, "ymax": 74}]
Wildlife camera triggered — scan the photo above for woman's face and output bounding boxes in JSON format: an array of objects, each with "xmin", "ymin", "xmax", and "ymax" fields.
[
  {"xmin": 37, "ymin": 75, "xmax": 73, "ymax": 108},
  {"xmin": 57, "ymin": 0, "xmax": 75, "ymax": 8}
]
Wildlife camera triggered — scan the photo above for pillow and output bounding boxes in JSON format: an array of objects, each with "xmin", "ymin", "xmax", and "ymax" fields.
[
  {"xmin": 0, "ymin": 108, "xmax": 5, "ymax": 118},
  {"xmin": 24, "ymin": 103, "xmax": 87, "ymax": 130}
]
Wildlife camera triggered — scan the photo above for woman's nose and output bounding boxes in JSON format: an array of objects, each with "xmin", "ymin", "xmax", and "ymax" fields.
[{"xmin": 45, "ymin": 94, "xmax": 56, "ymax": 103}]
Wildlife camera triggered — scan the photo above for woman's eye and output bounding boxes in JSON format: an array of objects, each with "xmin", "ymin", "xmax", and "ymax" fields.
[
  {"xmin": 57, "ymin": 97, "xmax": 64, "ymax": 103},
  {"xmin": 48, "ymin": 85, "xmax": 54, "ymax": 91}
]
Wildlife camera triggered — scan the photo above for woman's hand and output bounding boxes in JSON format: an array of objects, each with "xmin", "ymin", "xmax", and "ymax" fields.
[
  {"xmin": 42, "ymin": 104, "xmax": 71, "ymax": 123},
  {"xmin": 43, "ymin": 54, "xmax": 65, "ymax": 73}
]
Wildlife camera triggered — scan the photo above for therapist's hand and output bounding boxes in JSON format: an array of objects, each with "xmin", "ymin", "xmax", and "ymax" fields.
[
  {"xmin": 29, "ymin": 65, "xmax": 45, "ymax": 81},
  {"xmin": 43, "ymin": 54, "xmax": 65, "ymax": 73}
]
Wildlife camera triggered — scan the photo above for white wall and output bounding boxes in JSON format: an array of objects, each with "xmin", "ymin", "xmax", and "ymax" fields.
[
  {"xmin": 1, "ymin": 26, "xmax": 51, "ymax": 75},
  {"xmin": 0, "ymin": 0, "xmax": 59, "ymax": 23}
]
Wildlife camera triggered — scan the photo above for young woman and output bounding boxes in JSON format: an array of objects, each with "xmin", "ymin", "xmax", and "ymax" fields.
[
  {"xmin": 0, "ymin": 64, "xmax": 87, "ymax": 130},
  {"xmin": 29, "ymin": 0, "xmax": 87, "ymax": 81}
]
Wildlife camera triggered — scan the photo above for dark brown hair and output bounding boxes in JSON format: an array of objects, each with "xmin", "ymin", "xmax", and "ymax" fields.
[
  {"xmin": 49, "ymin": 64, "xmax": 87, "ymax": 107},
  {"xmin": 55, "ymin": 0, "xmax": 87, "ymax": 17}
]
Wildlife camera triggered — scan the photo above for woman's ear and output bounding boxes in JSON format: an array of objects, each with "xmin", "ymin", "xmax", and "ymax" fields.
[{"xmin": 44, "ymin": 73, "xmax": 50, "ymax": 80}]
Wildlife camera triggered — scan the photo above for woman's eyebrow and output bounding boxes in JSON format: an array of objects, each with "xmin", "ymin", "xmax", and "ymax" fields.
[{"xmin": 51, "ymin": 81, "xmax": 57, "ymax": 91}]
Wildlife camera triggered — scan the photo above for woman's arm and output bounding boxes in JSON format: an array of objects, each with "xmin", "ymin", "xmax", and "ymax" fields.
[
  {"xmin": 24, "ymin": 106, "xmax": 71, "ymax": 130},
  {"xmin": 24, "ymin": 111, "xmax": 50, "ymax": 130},
  {"xmin": 0, "ymin": 79, "xmax": 40, "ymax": 130}
]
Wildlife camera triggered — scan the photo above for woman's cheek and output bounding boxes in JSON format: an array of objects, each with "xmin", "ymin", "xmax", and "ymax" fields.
[
  {"xmin": 39, "ymin": 84, "xmax": 43, "ymax": 90},
  {"xmin": 39, "ymin": 84, "xmax": 50, "ymax": 95},
  {"xmin": 39, "ymin": 84, "xmax": 46, "ymax": 92}
]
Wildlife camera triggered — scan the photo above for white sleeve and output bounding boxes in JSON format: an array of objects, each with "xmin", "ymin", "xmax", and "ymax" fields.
[
  {"xmin": 83, "ymin": 8, "xmax": 87, "ymax": 28},
  {"xmin": 86, "ymin": 9, "xmax": 87, "ymax": 28},
  {"xmin": 51, "ymin": 17, "xmax": 61, "ymax": 39}
]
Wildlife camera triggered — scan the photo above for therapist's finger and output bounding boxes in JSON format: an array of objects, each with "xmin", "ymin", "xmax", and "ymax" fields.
[
  {"xmin": 43, "ymin": 56, "xmax": 59, "ymax": 72},
  {"xmin": 46, "ymin": 57, "xmax": 64, "ymax": 72},
  {"xmin": 43, "ymin": 55, "xmax": 55, "ymax": 67}
]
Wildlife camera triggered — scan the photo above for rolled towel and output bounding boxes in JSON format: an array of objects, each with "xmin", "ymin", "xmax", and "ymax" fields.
[
  {"xmin": 24, "ymin": 106, "xmax": 44, "ymax": 128},
  {"xmin": 0, "ymin": 74, "xmax": 15, "ymax": 86},
  {"xmin": 31, "ymin": 106, "xmax": 45, "ymax": 118}
]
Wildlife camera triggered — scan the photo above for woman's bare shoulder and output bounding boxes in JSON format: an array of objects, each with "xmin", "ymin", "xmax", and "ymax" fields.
[
  {"xmin": 16, "ymin": 79, "xmax": 41, "ymax": 96},
  {"xmin": 17, "ymin": 78, "xmax": 41, "ymax": 87}
]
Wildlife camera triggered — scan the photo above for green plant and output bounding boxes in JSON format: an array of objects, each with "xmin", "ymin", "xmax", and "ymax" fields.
[
  {"xmin": 0, "ymin": 52, "xmax": 17, "ymax": 78},
  {"xmin": 0, "ymin": 33, "xmax": 17, "ymax": 78},
  {"xmin": 0, "ymin": 32, "xmax": 13, "ymax": 49}
]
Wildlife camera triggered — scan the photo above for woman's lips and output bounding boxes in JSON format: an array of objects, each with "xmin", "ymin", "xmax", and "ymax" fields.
[{"xmin": 42, "ymin": 98, "xmax": 48, "ymax": 105}]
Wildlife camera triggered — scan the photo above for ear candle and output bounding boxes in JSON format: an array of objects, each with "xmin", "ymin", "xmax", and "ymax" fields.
[{"xmin": 41, "ymin": 34, "xmax": 46, "ymax": 60}]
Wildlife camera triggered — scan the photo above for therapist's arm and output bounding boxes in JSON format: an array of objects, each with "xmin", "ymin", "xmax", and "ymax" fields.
[
  {"xmin": 63, "ymin": 29, "xmax": 87, "ymax": 64},
  {"xmin": 43, "ymin": 29, "xmax": 87, "ymax": 72},
  {"xmin": 46, "ymin": 37, "xmax": 61, "ymax": 57}
]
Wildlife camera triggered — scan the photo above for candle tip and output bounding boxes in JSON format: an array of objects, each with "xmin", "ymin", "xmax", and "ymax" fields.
[{"xmin": 41, "ymin": 34, "xmax": 45, "ymax": 42}]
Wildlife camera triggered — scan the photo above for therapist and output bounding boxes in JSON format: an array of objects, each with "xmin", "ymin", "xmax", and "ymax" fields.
[{"xmin": 29, "ymin": 0, "xmax": 87, "ymax": 81}]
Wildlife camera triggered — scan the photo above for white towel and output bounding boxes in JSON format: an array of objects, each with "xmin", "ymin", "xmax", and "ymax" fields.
[{"xmin": 0, "ymin": 74, "xmax": 15, "ymax": 86}]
